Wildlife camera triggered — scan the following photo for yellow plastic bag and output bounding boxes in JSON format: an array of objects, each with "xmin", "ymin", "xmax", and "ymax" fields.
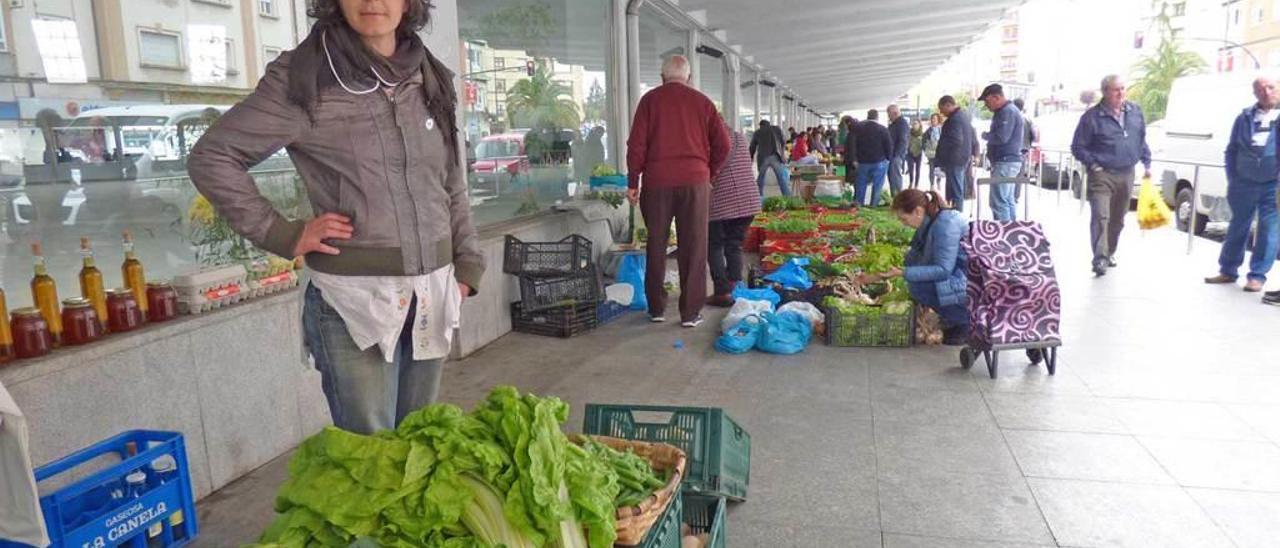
[{"xmin": 1137, "ymin": 177, "xmax": 1172, "ymax": 230}]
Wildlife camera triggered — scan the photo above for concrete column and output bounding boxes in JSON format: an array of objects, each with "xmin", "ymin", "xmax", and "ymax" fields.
[
  {"xmin": 91, "ymin": 0, "xmax": 128, "ymax": 81},
  {"xmin": 725, "ymin": 54, "xmax": 739, "ymax": 131},
  {"xmin": 686, "ymin": 31, "xmax": 699, "ymax": 90},
  {"xmin": 239, "ymin": 0, "xmax": 262, "ymax": 84},
  {"xmin": 610, "ymin": 0, "xmax": 631, "ymax": 169},
  {"xmin": 753, "ymin": 74, "xmax": 761, "ymax": 128}
]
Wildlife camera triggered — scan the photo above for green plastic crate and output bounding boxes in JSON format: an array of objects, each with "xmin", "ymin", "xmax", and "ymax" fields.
[
  {"xmin": 630, "ymin": 488, "xmax": 683, "ymax": 548},
  {"xmin": 683, "ymin": 495, "xmax": 726, "ymax": 548},
  {"xmin": 583, "ymin": 405, "xmax": 750, "ymax": 501}
]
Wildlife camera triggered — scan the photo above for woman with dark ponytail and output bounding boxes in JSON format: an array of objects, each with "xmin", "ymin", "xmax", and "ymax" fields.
[
  {"xmin": 887, "ymin": 189, "xmax": 971, "ymax": 345},
  {"xmin": 189, "ymin": 0, "xmax": 483, "ymax": 434}
]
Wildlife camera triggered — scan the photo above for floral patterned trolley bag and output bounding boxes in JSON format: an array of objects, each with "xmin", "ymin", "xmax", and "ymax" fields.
[{"xmin": 958, "ymin": 220, "xmax": 1062, "ymax": 379}]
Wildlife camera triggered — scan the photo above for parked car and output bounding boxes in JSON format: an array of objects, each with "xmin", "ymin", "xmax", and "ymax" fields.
[
  {"xmin": 470, "ymin": 132, "xmax": 529, "ymax": 186},
  {"xmin": 1152, "ymin": 71, "xmax": 1261, "ymax": 234}
]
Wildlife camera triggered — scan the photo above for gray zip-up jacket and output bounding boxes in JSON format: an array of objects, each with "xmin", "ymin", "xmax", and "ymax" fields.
[{"xmin": 187, "ymin": 51, "xmax": 484, "ymax": 291}]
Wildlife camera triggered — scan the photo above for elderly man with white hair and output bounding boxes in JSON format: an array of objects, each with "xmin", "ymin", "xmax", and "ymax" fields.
[
  {"xmin": 626, "ymin": 54, "xmax": 731, "ymax": 327},
  {"xmin": 1071, "ymin": 74, "xmax": 1152, "ymax": 277},
  {"xmin": 1209, "ymin": 77, "xmax": 1280, "ymax": 297}
]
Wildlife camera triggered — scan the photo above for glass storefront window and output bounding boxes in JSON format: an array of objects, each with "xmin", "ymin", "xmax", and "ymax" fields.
[
  {"xmin": 698, "ymin": 50, "xmax": 724, "ymax": 116},
  {"xmin": 459, "ymin": 0, "xmax": 613, "ymax": 227},
  {"xmin": 637, "ymin": 9, "xmax": 686, "ymax": 96},
  {"xmin": 740, "ymin": 70, "xmax": 757, "ymax": 132},
  {"xmin": 0, "ymin": 2, "xmax": 305, "ymax": 307}
]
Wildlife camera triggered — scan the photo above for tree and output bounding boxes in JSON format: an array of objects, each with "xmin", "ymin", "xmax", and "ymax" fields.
[
  {"xmin": 1128, "ymin": 4, "xmax": 1206, "ymax": 122},
  {"xmin": 583, "ymin": 80, "xmax": 606, "ymax": 125},
  {"xmin": 506, "ymin": 62, "xmax": 581, "ymax": 131}
]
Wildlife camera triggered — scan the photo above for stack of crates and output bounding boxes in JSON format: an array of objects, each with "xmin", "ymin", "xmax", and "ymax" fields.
[
  {"xmin": 583, "ymin": 405, "xmax": 746, "ymax": 547},
  {"xmin": 505, "ymin": 234, "xmax": 608, "ymax": 338}
]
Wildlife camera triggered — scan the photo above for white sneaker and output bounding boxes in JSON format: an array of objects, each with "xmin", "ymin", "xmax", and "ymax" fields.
[
  {"xmin": 649, "ymin": 315, "xmax": 666, "ymax": 323},
  {"xmin": 681, "ymin": 315, "xmax": 704, "ymax": 328}
]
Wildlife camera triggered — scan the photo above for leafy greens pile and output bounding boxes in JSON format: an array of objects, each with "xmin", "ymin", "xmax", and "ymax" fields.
[{"xmin": 255, "ymin": 386, "xmax": 664, "ymax": 548}]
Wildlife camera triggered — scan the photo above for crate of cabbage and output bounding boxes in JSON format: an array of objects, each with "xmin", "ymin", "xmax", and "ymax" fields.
[
  {"xmin": 252, "ymin": 387, "xmax": 685, "ymax": 548},
  {"xmin": 583, "ymin": 405, "xmax": 750, "ymax": 502},
  {"xmin": 824, "ymin": 296, "xmax": 916, "ymax": 347}
]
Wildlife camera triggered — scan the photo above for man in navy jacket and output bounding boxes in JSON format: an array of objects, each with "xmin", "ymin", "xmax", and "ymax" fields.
[
  {"xmin": 887, "ymin": 104, "xmax": 910, "ymax": 197},
  {"xmin": 1208, "ymin": 78, "xmax": 1280, "ymax": 296},
  {"xmin": 935, "ymin": 95, "xmax": 974, "ymax": 211},
  {"xmin": 1071, "ymin": 74, "xmax": 1152, "ymax": 277}
]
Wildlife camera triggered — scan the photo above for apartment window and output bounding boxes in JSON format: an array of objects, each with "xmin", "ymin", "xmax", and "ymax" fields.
[
  {"xmin": 139, "ymin": 29, "xmax": 184, "ymax": 69},
  {"xmin": 1235, "ymin": 7, "xmax": 1241, "ymax": 25},
  {"xmin": 1171, "ymin": 27, "xmax": 1183, "ymax": 39},
  {"xmin": 495, "ymin": 57, "xmax": 505, "ymax": 69},
  {"xmin": 0, "ymin": 7, "xmax": 8, "ymax": 52},
  {"xmin": 1002, "ymin": 25, "xmax": 1018, "ymax": 41},
  {"xmin": 495, "ymin": 80, "xmax": 505, "ymax": 93},
  {"xmin": 224, "ymin": 39, "xmax": 238, "ymax": 75},
  {"xmin": 259, "ymin": 0, "xmax": 277, "ymax": 17},
  {"xmin": 1001, "ymin": 55, "xmax": 1017, "ymax": 71},
  {"xmin": 1258, "ymin": 7, "xmax": 1266, "ymax": 23},
  {"xmin": 263, "ymin": 46, "xmax": 282, "ymax": 63},
  {"xmin": 1172, "ymin": 2, "xmax": 1186, "ymax": 16}
]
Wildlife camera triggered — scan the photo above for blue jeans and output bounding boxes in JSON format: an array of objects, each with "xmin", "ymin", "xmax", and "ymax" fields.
[
  {"xmin": 757, "ymin": 155, "xmax": 791, "ymax": 197},
  {"xmin": 1219, "ymin": 178, "xmax": 1279, "ymax": 282},
  {"xmin": 888, "ymin": 156, "xmax": 905, "ymax": 196},
  {"xmin": 944, "ymin": 165, "xmax": 967, "ymax": 212},
  {"xmin": 990, "ymin": 160, "xmax": 1022, "ymax": 221},
  {"xmin": 908, "ymin": 281, "xmax": 969, "ymax": 328},
  {"xmin": 302, "ymin": 284, "xmax": 444, "ymax": 434},
  {"xmin": 855, "ymin": 160, "xmax": 890, "ymax": 206}
]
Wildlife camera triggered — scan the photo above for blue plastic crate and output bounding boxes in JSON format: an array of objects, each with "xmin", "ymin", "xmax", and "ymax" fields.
[{"xmin": 30, "ymin": 430, "xmax": 198, "ymax": 548}]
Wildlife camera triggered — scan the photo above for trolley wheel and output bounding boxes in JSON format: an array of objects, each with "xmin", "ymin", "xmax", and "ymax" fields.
[
  {"xmin": 1027, "ymin": 348, "xmax": 1043, "ymax": 365},
  {"xmin": 960, "ymin": 348, "xmax": 975, "ymax": 370}
]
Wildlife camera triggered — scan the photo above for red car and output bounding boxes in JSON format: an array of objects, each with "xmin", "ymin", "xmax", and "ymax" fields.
[{"xmin": 470, "ymin": 133, "xmax": 529, "ymax": 185}]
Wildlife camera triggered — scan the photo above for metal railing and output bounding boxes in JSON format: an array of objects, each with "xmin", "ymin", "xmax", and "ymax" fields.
[{"xmin": 1037, "ymin": 147, "xmax": 1226, "ymax": 254}]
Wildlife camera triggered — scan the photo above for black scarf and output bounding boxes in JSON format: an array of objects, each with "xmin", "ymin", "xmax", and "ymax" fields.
[{"xmin": 286, "ymin": 21, "xmax": 460, "ymax": 165}]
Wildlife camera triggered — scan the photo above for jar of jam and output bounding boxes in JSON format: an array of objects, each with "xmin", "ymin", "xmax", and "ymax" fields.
[
  {"xmin": 11, "ymin": 307, "xmax": 52, "ymax": 359},
  {"xmin": 60, "ymin": 297, "xmax": 103, "ymax": 346},
  {"xmin": 145, "ymin": 281, "xmax": 178, "ymax": 323},
  {"xmin": 105, "ymin": 289, "xmax": 144, "ymax": 333}
]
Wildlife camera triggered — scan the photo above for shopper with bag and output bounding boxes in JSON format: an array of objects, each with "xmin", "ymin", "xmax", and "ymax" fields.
[
  {"xmin": 1071, "ymin": 74, "xmax": 1152, "ymax": 277},
  {"xmin": 1206, "ymin": 77, "xmax": 1280, "ymax": 295},
  {"xmin": 885, "ymin": 189, "xmax": 971, "ymax": 345}
]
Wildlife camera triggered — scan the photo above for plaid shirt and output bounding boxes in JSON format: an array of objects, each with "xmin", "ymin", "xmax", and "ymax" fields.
[{"xmin": 710, "ymin": 132, "xmax": 763, "ymax": 221}]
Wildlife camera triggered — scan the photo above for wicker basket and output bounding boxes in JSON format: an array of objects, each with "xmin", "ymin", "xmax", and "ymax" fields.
[{"xmin": 573, "ymin": 435, "xmax": 687, "ymax": 546}]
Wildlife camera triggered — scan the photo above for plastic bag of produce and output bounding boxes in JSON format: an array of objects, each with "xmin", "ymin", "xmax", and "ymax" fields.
[
  {"xmin": 755, "ymin": 311, "xmax": 813, "ymax": 355},
  {"xmin": 1137, "ymin": 177, "xmax": 1172, "ymax": 230},
  {"xmin": 618, "ymin": 254, "xmax": 647, "ymax": 311},
  {"xmin": 778, "ymin": 301, "xmax": 824, "ymax": 331},
  {"xmin": 763, "ymin": 257, "xmax": 814, "ymax": 290},
  {"xmin": 732, "ymin": 282, "xmax": 781, "ymax": 308},
  {"xmin": 721, "ymin": 298, "xmax": 774, "ymax": 334},
  {"xmin": 716, "ymin": 316, "xmax": 763, "ymax": 354}
]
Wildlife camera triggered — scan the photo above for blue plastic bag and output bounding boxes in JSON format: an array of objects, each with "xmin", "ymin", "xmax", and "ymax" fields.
[
  {"xmin": 731, "ymin": 282, "xmax": 781, "ymax": 308},
  {"xmin": 618, "ymin": 253, "xmax": 647, "ymax": 311},
  {"xmin": 763, "ymin": 257, "xmax": 813, "ymax": 290},
  {"xmin": 756, "ymin": 311, "xmax": 813, "ymax": 355},
  {"xmin": 715, "ymin": 316, "xmax": 763, "ymax": 354}
]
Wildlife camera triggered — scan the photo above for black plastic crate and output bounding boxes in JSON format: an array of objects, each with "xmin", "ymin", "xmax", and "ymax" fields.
[
  {"xmin": 503, "ymin": 234, "xmax": 593, "ymax": 275},
  {"xmin": 510, "ymin": 301, "xmax": 598, "ymax": 338},
  {"xmin": 517, "ymin": 266, "xmax": 603, "ymax": 313}
]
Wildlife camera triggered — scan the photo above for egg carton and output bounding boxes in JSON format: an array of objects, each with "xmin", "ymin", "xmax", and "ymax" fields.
[
  {"xmin": 247, "ymin": 269, "xmax": 299, "ymax": 298},
  {"xmin": 172, "ymin": 264, "xmax": 248, "ymax": 315}
]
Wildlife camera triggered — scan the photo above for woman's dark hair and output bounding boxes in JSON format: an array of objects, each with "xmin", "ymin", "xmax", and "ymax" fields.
[
  {"xmin": 892, "ymin": 188, "xmax": 948, "ymax": 217},
  {"xmin": 308, "ymin": 0, "xmax": 435, "ymax": 36}
]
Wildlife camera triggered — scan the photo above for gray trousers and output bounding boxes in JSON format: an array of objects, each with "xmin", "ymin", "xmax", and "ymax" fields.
[{"xmin": 1087, "ymin": 168, "xmax": 1135, "ymax": 262}]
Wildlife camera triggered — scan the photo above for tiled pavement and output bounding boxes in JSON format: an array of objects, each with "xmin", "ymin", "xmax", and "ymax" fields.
[{"xmin": 196, "ymin": 189, "xmax": 1280, "ymax": 547}]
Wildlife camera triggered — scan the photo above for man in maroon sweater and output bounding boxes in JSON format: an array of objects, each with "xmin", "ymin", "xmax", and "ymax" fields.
[{"xmin": 627, "ymin": 55, "xmax": 731, "ymax": 327}]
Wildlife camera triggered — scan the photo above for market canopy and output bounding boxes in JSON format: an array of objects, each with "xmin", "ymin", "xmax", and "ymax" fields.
[{"xmin": 681, "ymin": 0, "xmax": 1024, "ymax": 113}]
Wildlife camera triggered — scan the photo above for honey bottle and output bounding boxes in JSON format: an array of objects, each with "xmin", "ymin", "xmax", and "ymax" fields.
[
  {"xmin": 121, "ymin": 230, "xmax": 148, "ymax": 317},
  {"xmin": 78, "ymin": 237, "xmax": 107, "ymax": 330},
  {"xmin": 30, "ymin": 242, "xmax": 62, "ymax": 346},
  {"xmin": 0, "ymin": 287, "xmax": 13, "ymax": 363}
]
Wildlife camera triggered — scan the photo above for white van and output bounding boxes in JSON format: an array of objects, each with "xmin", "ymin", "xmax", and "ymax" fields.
[{"xmin": 1153, "ymin": 71, "xmax": 1263, "ymax": 234}]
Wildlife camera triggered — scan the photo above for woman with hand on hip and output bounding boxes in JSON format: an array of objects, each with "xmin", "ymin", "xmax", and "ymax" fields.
[{"xmin": 188, "ymin": 0, "xmax": 483, "ymax": 434}]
